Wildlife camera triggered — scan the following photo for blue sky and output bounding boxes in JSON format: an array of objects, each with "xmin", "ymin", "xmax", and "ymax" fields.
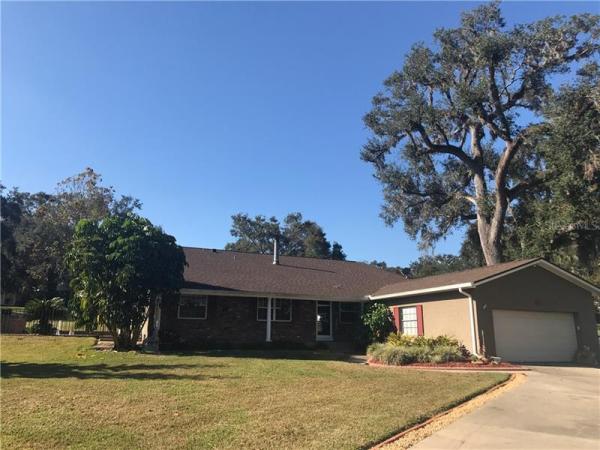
[{"xmin": 2, "ymin": 1, "xmax": 597, "ymax": 267}]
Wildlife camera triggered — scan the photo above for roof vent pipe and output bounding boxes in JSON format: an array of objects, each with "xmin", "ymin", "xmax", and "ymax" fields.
[{"xmin": 273, "ymin": 238, "xmax": 280, "ymax": 265}]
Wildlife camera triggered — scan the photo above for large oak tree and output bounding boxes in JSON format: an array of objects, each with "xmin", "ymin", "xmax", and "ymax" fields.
[{"xmin": 362, "ymin": 2, "xmax": 599, "ymax": 264}]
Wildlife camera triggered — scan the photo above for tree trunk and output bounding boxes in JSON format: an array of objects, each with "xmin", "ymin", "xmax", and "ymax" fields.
[
  {"xmin": 469, "ymin": 125, "xmax": 503, "ymax": 266},
  {"xmin": 476, "ymin": 217, "xmax": 499, "ymax": 265},
  {"xmin": 108, "ymin": 326, "xmax": 120, "ymax": 351},
  {"xmin": 479, "ymin": 230, "xmax": 502, "ymax": 265},
  {"xmin": 475, "ymin": 192, "xmax": 507, "ymax": 266}
]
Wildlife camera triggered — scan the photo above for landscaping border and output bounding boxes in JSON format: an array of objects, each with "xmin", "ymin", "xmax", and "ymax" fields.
[
  {"xmin": 369, "ymin": 373, "xmax": 522, "ymax": 449},
  {"xmin": 368, "ymin": 360, "xmax": 529, "ymax": 371}
]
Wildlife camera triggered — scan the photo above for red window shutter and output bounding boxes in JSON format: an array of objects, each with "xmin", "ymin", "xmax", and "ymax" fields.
[
  {"xmin": 416, "ymin": 305, "xmax": 424, "ymax": 336},
  {"xmin": 392, "ymin": 307, "xmax": 401, "ymax": 333}
]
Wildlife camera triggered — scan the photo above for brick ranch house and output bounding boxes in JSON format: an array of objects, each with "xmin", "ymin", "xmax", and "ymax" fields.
[{"xmin": 145, "ymin": 247, "xmax": 600, "ymax": 363}]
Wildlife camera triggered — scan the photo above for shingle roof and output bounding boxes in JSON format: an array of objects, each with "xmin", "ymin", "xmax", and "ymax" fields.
[
  {"xmin": 182, "ymin": 247, "xmax": 408, "ymax": 300},
  {"xmin": 371, "ymin": 258, "xmax": 541, "ymax": 298}
]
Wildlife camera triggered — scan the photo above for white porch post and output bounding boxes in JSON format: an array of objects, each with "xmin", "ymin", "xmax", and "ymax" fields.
[{"xmin": 266, "ymin": 297, "xmax": 272, "ymax": 342}]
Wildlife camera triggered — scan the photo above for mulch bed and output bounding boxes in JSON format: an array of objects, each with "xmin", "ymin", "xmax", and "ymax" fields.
[{"xmin": 368, "ymin": 359, "xmax": 528, "ymax": 371}]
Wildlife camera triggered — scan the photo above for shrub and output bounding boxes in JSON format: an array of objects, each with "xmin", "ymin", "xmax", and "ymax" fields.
[
  {"xmin": 383, "ymin": 346, "xmax": 415, "ymax": 365},
  {"xmin": 27, "ymin": 322, "xmax": 56, "ymax": 335},
  {"xmin": 368, "ymin": 333, "xmax": 470, "ymax": 365},
  {"xmin": 386, "ymin": 333, "xmax": 417, "ymax": 347},
  {"xmin": 24, "ymin": 297, "xmax": 66, "ymax": 335},
  {"xmin": 362, "ymin": 302, "xmax": 395, "ymax": 343},
  {"xmin": 429, "ymin": 345, "xmax": 464, "ymax": 364},
  {"xmin": 430, "ymin": 335, "xmax": 461, "ymax": 347},
  {"xmin": 367, "ymin": 342, "xmax": 387, "ymax": 361}
]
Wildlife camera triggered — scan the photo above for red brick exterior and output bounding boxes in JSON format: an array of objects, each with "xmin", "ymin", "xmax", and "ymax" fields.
[{"xmin": 159, "ymin": 294, "xmax": 363, "ymax": 349}]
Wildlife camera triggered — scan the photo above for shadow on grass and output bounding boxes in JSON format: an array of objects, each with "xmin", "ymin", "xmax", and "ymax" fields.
[
  {"xmin": 0, "ymin": 362, "xmax": 236, "ymax": 381},
  {"xmin": 162, "ymin": 349, "xmax": 365, "ymax": 362}
]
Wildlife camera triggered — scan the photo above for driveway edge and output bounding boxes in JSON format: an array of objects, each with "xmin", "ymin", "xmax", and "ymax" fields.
[{"xmin": 370, "ymin": 372, "xmax": 525, "ymax": 449}]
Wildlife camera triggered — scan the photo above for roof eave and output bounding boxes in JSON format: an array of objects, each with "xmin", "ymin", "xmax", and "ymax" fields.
[
  {"xmin": 369, "ymin": 259, "xmax": 600, "ymax": 300},
  {"xmin": 368, "ymin": 283, "xmax": 474, "ymax": 301},
  {"xmin": 180, "ymin": 287, "xmax": 369, "ymax": 302}
]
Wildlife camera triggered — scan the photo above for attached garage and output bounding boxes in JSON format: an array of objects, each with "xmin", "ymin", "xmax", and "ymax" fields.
[
  {"xmin": 492, "ymin": 310, "xmax": 578, "ymax": 362},
  {"xmin": 370, "ymin": 258, "xmax": 599, "ymax": 364}
]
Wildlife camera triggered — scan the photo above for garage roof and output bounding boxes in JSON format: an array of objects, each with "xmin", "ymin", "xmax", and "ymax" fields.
[{"xmin": 371, "ymin": 258, "xmax": 600, "ymax": 299}]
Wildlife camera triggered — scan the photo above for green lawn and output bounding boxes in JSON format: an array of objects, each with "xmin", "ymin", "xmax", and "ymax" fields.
[{"xmin": 1, "ymin": 336, "xmax": 507, "ymax": 449}]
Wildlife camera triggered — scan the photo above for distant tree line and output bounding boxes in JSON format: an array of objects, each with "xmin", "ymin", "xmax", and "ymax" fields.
[
  {"xmin": 1, "ymin": 169, "xmax": 186, "ymax": 350},
  {"xmin": 225, "ymin": 212, "xmax": 347, "ymax": 260},
  {"xmin": 1, "ymin": 168, "xmax": 142, "ymax": 303}
]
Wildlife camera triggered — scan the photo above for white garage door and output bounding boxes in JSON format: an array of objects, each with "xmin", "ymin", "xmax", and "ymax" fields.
[{"xmin": 492, "ymin": 310, "xmax": 577, "ymax": 362}]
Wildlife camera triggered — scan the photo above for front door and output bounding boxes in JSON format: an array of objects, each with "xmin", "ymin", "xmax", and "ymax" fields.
[{"xmin": 316, "ymin": 301, "xmax": 333, "ymax": 341}]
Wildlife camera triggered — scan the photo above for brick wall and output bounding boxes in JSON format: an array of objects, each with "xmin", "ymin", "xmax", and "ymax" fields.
[{"xmin": 160, "ymin": 295, "xmax": 363, "ymax": 349}]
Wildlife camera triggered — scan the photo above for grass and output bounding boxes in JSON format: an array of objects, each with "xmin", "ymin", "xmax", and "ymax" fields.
[{"xmin": 1, "ymin": 336, "xmax": 508, "ymax": 449}]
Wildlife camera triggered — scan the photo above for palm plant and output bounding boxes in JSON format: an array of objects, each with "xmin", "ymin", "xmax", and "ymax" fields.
[{"xmin": 24, "ymin": 297, "xmax": 67, "ymax": 335}]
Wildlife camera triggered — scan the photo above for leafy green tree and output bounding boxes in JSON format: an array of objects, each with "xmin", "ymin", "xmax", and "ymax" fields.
[
  {"xmin": 362, "ymin": 2, "xmax": 599, "ymax": 265},
  {"xmin": 24, "ymin": 297, "xmax": 67, "ymax": 335},
  {"xmin": 409, "ymin": 254, "xmax": 472, "ymax": 278},
  {"xmin": 68, "ymin": 214, "xmax": 186, "ymax": 350},
  {"xmin": 458, "ymin": 224, "xmax": 486, "ymax": 269},
  {"xmin": 225, "ymin": 213, "xmax": 281, "ymax": 254},
  {"xmin": 368, "ymin": 260, "xmax": 408, "ymax": 276},
  {"xmin": 362, "ymin": 302, "xmax": 395, "ymax": 343},
  {"xmin": 225, "ymin": 212, "xmax": 346, "ymax": 259},
  {"xmin": 282, "ymin": 212, "xmax": 331, "ymax": 258},
  {"xmin": 1, "ymin": 168, "xmax": 141, "ymax": 304},
  {"xmin": 331, "ymin": 242, "xmax": 347, "ymax": 261},
  {"xmin": 504, "ymin": 64, "xmax": 600, "ymax": 283},
  {"xmin": 1, "ymin": 186, "xmax": 25, "ymax": 301}
]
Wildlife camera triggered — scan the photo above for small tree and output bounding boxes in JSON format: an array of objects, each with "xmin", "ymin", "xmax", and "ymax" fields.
[
  {"xmin": 67, "ymin": 214, "xmax": 186, "ymax": 351},
  {"xmin": 24, "ymin": 297, "xmax": 66, "ymax": 335},
  {"xmin": 362, "ymin": 302, "xmax": 395, "ymax": 343}
]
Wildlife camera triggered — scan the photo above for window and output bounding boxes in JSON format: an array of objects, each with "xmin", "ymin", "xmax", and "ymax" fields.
[
  {"xmin": 257, "ymin": 298, "xmax": 292, "ymax": 322},
  {"xmin": 339, "ymin": 302, "xmax": 359, "ymax": 324},
  {"xmin": 401, "ymin": 306, "xmax": 418, "ymax": 336},
  {"xmin": 178, "ymin": 296, "xmax": 208, "ymax": 319}
]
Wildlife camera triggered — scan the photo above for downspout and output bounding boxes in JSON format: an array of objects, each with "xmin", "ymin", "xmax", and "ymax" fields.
[{"xmin": 459, "ymin": 287, "xmax": 479, "ymax": 357}]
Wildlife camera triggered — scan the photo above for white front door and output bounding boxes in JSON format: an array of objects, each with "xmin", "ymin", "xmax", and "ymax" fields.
[
  {"xmin": 492, "ymin": 309, "xmax": 578, "ymax": 362},
  {"xmin": 316, "ymin": 301, "xmax": 333, "ymax": 341}
]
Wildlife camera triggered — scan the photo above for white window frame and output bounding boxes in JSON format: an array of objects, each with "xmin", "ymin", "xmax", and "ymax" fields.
[
  {"xmin": 257, "ymin": 298, "xmax": 292, "ymax": 322},
  {"xmin": 400, "ymin": 306, "xmax": 418, "ymax": 336},
  {"xmin": 339, "ymin": 302, "xmax": 359, "ymax": 324},
  {"xmin": 177, "ymin": 295, "xmax": 208, "ymax": 320}
]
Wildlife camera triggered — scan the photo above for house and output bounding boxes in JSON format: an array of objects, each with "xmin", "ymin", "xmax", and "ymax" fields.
[{"xmin": 151, "ymin": 247, "xmax": 600, "ymax": 363}]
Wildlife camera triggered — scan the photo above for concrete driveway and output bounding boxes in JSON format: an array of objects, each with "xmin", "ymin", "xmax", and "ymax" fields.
[{"xmin": 413, "ymin": 365, "xmax": 600, "ymax": 449}]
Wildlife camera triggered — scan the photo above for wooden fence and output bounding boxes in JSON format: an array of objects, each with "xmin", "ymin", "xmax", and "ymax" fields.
[
  {"xmin": 1, "ymin": 307, "xmax": 110, "ymax": 335},
  {"xmin": 25, "ymin": 319, "xmax": 111, "ymax": 334}
]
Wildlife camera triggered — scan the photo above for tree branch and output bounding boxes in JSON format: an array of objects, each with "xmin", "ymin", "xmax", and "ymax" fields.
[
  {"xmin": 413, "ymin": 124, "xmax": 478, "ymax": 172},
  {"xmin": 488, "ymin": 65, "xmax": 513, "ymax": 139},
  {"xmin": 506, "ymin": 173, "xmax": 550, "ymax": 201}
]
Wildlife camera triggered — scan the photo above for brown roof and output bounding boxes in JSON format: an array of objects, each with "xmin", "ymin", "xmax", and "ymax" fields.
[
  {"xmin": 372, "ymin": 258, "xmax": 541, "ymax": 298},
  {"xmin": 182, "ymin": 247, "xmax": 408, "ymax": 300}
]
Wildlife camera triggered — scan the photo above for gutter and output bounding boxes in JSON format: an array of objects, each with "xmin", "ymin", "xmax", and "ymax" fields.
[
  {"xmin": 459, "ymin": 287, "xmax": 480, "ymax": 357},
  {"xmin": 368, "ymin": 283, "xmax": 474, "ymax": 301}
]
